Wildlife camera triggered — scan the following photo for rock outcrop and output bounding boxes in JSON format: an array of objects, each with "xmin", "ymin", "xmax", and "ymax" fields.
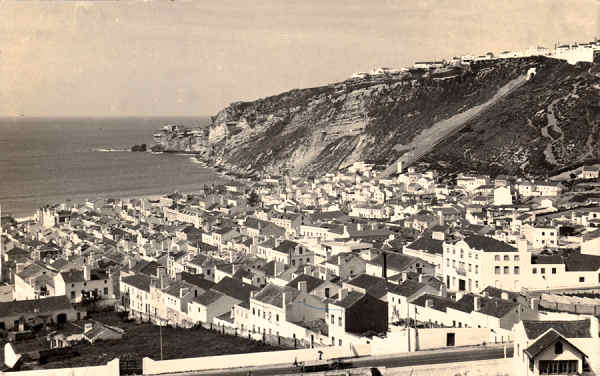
[{"xmin": 159, "ymin": 56, "xmax": 600, "ymax": 177}]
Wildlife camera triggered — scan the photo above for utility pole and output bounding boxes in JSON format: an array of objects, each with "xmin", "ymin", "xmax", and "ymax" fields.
[
  {"xmin": 0, "ymin": 204, "xmax": 3, "ymax": 284},
  {"xmin": 160, "ymin": 321, "xmax": 164, "ymax": 360}
]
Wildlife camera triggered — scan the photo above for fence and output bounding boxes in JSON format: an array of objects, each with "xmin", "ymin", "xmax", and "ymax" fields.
[{"xmin": 539, "ymin": 293, "xmax": 600, "ymax": 315}]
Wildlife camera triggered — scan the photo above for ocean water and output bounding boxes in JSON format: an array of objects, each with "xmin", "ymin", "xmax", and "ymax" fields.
[{"xmin": 0, "ymin": 117, "xmax": 221, "ymax": 217}]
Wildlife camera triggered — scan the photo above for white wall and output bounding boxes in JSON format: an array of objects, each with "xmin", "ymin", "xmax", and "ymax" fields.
[
  {"xmin": 2, "ymin": 359, "xmax": 119, "ymax": 376},
  {"xmin": 143, "ymin": 345, "xmax": 371, "ymax": 374}
]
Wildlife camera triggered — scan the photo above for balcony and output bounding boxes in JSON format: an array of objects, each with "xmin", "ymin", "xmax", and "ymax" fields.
[{"xmin": 455, "ymin": 266, "xmax": 467, "ymax": 276}]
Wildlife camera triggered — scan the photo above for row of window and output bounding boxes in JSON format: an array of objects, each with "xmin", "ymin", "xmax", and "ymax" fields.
[
  {"xmin": 494, "ymin": 255, "xmax": 520, "ymax": 262},
  {"xmin": 252, "ymin": 307, "xmax": 280, "ymax": 322},
  {"xmin": 494, "ymin": 266, "xmax": 520, "ymax": 275}
]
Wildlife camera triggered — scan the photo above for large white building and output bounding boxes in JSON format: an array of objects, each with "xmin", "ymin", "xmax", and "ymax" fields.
[{"xmin": 444, "ymin": 235, "xmax": 600, "ymax": 294}]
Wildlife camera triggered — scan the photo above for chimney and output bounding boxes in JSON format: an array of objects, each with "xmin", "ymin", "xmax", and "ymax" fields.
[
  {"xmin": 382, "ymin": 252, "xmax": 388, "ymax": 281},
  {"xmin": 338, "ymin": 255, "xmax": 343, "ymax": 265},
  {"xmin": 251, "ymin": 290, "xmax": 256, "ymax": 299},
  {"xmin": 128, "ymin": 258, "xmax": 134, "ymax": 270},
  {"xmin": 401, "ymin": 272, "xmax": 408, "ymax": 282},
  {"xmin": 438, "ymin": 211, "xmax": 445, "ymax": 226},
  {"xmin": 298, "ymin": 281, "xmax": 308, "ymax": 293},
  {"xmin": 83, "ymin": 265, "xmax": 91, "ymax": 281},
  {"xmin": 482, "ymin": 291, "xmax": 489, "ymax": 297},
  {"xmin": 474, "ymin": 296, "xmax": 481, "ymax": 311},
  {"xmin": 530, "ymin": 297, "xmax": 539, "ymax": 311},
  {"xmin": 282, "ymin": 292, "xmax": 287, "ymax": 308},
  {"xmin": 179, "ymin": 287, "xmax": 186, "ymax": 298},
  {"xmin": 501, "ymin": 292, "xmax": 509, "ymax": 301},
  {"xmin": 84, "ymin": 322, "xmax": 94, "ymax": 333},
  {"xmin": 338, "ymin": 288, "xmax": 348, "ymax": 302},
  {"xmin": 231, "ymin": 263, "xmax": 237, "ymax": 276},
  {"xmin": 425, "ymin": 298, "xmax": 434, "ymax": 308},
  {"xmin": 418, "ymin": 274, "xmax": 424, "ymax": 283}
]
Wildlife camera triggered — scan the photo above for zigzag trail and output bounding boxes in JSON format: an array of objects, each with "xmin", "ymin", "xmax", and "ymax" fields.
[{"xmin": 382, "ymin": 74, "xmax": 528, "ymax": 176}]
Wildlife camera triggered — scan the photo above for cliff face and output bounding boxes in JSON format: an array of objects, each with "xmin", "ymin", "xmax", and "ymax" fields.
[{"xmin": 198, "ymin": 56, "xmax": 599, "ymax": 176}]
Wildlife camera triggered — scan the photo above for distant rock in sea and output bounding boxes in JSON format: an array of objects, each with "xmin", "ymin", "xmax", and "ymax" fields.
[{"xmin": 131, "ymin": 144, "xmax": 147, "ymax": 152}]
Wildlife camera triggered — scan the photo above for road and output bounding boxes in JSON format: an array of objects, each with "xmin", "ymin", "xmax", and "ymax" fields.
[{"xmin": 181, "ymin": 345, "xmax": 513, "ymax": 376}]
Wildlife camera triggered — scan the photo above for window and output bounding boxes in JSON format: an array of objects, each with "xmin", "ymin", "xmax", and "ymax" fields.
[
  {"xmin": 580, "ymin": 277, "xmax": 585, "ymax": 282},
  {"xmin": 532, "ymin": 268, "xmax": 537, "ymax": 274},
  {"xmin": 475, "ymin": 265, "xmax": 479, "ymax": 274},
  {"xmin": 338, "ymin": 317, "xmax": 342, "ymax": 327},
  {"xmin": 104, "ymin": 287, "xmax": 108, "ymax": 295},
  {"xmin": 70, "ymin": 291, "xmax": 75, "ymax": 299},
  {"xmin": 503, "ymin": 266, "xmax": 509, "ymax": 274},
  {"xmin": 539, "ymin": 360, "xmax": 577, "ymax": 375},
  {"xmin": 494, "ymin": 255, "xmax": 500, "ymax": 261},
  {"xmin": 514, "ymin": 255, "xmax": 519, "ymax": 262},
  {"xmin": 503, "ymin": 255, "xmax": 509, "ymax": 261},
  {"xmin": 514, "ymin": 266, "xmax": 520, "ymax": 275},
  {"xmin": 331, "ymin": 314, "xmax": 335, "ymax": 324},
  {"xmin": 338, "ymin": 339, "xmax": 342, "ymax": 346},
  {"xmin": 495, "ymin": 266, "xmax": 500, "ymax": 275},
  {"xmin": 252, "ymin": 308, "xmax": 255, "ymax": 316},
  {"xmin": 552, "ymin": 268, "xmax": 556, "ymax": 274},
  {"xmin": 541, "ymin": 268, "xmax": 545, "ymax": 274},
  {"xmin": 555, "ymin": 342, "xmax": 563, "ymax": 354}
]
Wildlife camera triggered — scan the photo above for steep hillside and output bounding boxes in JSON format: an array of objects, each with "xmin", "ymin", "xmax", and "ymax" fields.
[{"xmin": 203, "ymin": 56, "xmax": 599, "ymax": 176}]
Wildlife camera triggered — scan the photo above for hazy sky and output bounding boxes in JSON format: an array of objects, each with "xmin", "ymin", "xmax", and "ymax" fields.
[{"xmin": 1, "ymin": 0, "xmax": 598, "ymax": 117}]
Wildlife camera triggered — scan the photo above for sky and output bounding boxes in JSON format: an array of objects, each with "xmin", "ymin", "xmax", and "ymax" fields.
[{"xmin": 0, "ymin": 0, "xmax": 598, "ymax": 117}]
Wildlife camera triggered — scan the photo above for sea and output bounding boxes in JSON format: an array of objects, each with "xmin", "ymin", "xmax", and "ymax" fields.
[{"xmin": 0, "ymin": 117, "xmax": 222, "ymax": 218}]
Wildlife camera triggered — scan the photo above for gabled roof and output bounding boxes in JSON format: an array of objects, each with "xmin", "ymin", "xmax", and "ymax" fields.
[
  {"xmin": 252, "ymin": 284, "xmax": 301, "ymax": 308},
  {"xmin": 332, "ymin": 291, "xmax": 366, "ymax": 309},
  {"xmin": 122, "ymin": 274, "xmax": 152, "ymax": 293},
  {"xmin": 193, "ymin": 290, "xmax": 226, "ymax": 306},
  {"xmin": 406, "ymin": 236, "xmax": 443, "ymax": 254},
  {"xmin": 212, "ymin": 277, "xmax": 257, "ymax": 302},
  {"xmin": 287, "ymin": 274, "xmax": 323, "ymax": 293},
  {"xmin": 368, "ymin": 253, "xmax": 421, "ymax": 271},
  {"xmin": 564, "ymin": 253, "xmax": 600, "ymax": 272},
  {"xmin": 388, "ymin": 280, "xmax": 428, "ymax": 297},
  {"xmin": 411, "ymin": 294, "xmax": 463, "ymax": 313},
  {"xmin": 522, "ymin": 320, "xmax": 591, "ymax": 340},
  {"xmin": 524, "ymin": 329, "xmax": 587, "ymax": 359},
  {"xmin": 178, "ymin": 272, "xmax": 215, "ymax": 291},
  {"xmin": 0, "ymin": 296, "xmax": 73, "ymax": 317},
  {"xmin": 455, "ymin": 294, "xmax": 519, "ymax": 318},
  {"xmin": 274, "ymin": 240, "xmax": 299, "ymax": 255},
  {"xmin": 463, "ymin": 235, "xmax": 517, "ymax": 252},
  {"xmin": 345, "ymin": 274, "xmax": 393, "ymax": 299}
]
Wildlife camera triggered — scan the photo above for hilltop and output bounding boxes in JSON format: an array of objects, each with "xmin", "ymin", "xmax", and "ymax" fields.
[{"xmin": 158, "ymin": 56, "xmax": 600, "ymax": 177}]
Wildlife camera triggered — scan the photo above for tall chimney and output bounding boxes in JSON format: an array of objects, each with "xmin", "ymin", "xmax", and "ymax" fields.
[
  {"xmin": 83, "ymin": 265, "xmax": 91, "ymax": 281},
  {"xmin": 474, "ymin": 296, "xmax": 481, "ymax": 311},
  {"xmin": 382, "ymin": 252, "xmax": 388, "ymax": 281}
]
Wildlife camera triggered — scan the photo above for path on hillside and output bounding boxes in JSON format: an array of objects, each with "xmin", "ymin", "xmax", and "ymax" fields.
[{"xmin": 382, "ymin": 74, "xmax": 528, "ymax": 176}]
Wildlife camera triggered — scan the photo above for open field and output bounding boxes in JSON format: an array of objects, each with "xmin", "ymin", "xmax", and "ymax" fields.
[{"xmin": 31, "ymin": 312, "xmax": 282, "ymax": 370}]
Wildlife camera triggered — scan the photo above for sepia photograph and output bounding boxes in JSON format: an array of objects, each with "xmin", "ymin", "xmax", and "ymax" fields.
[{"xmin": 0, "ymin": 1, "xmax": 599, "ymax": 375}]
